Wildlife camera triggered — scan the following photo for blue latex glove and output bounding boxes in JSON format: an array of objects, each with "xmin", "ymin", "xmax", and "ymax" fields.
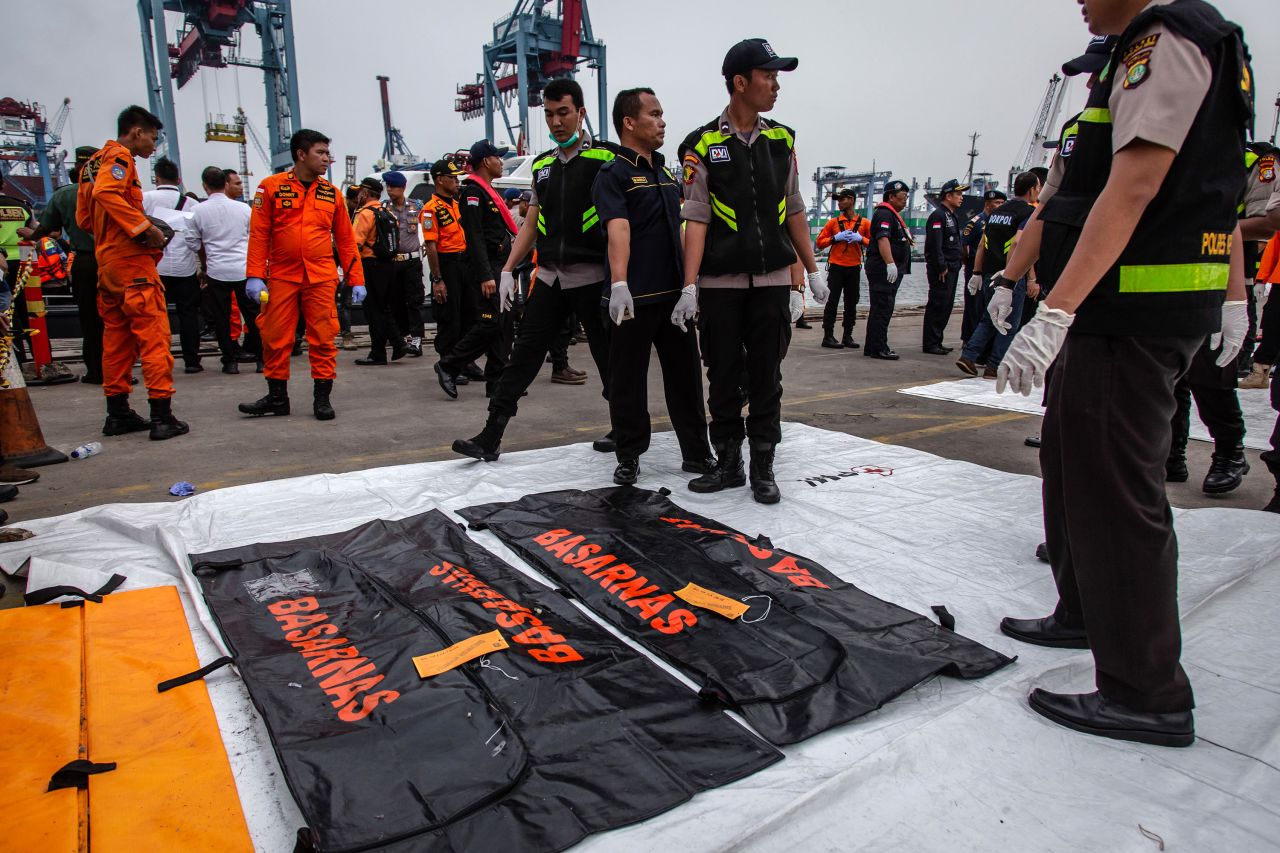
[
  {"xmin": 350, "ymin": 284, "xmax": 367, "ymax": 304},
  {"xmin": 246, "ymin": 277, "xmax": 267, "ymax": 302},
  {"xmin": 834, "ymin": 230, "xmax": 856, "ymax": 243}
]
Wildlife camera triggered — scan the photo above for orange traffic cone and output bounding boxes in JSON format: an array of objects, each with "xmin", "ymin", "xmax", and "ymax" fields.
[{"xmin": 0, "ymin": 338, "xmax": 68, "ymax": 468}]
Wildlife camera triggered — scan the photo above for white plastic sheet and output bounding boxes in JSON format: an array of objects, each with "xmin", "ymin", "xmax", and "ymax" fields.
[
  {"xmin": 2, "ymin": 423, "xmax": 1277, "ymax": 852},
  {"xmin": 900, "ymin": 377, "xmax": 1276, "ymax": 450}
]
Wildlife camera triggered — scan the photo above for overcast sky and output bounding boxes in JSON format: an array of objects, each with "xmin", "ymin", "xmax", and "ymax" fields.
[{"xmin": 10, "ymin": 0, "xmax": 1278, "ymax": 200}]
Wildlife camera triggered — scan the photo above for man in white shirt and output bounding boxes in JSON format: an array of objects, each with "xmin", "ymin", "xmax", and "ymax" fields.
[
  {"xmin": 142, "ymin": 157, "xmax": 202, "ymax": 372},
  {"xmin": 185, "ymin": 166, "xmax": 256, "ymax": 375}
]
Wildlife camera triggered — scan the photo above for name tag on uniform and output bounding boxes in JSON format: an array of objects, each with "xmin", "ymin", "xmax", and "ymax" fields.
[
  {"xmin": 537, "ymin": 167, "xmax": 551, "ymax": 181},
  {"xmin": 708, "ymin": 145, "xmax": 730, "ymax": 163},
  {"xmin": 631, "ymin": 176, "xmax": 648, "ymax": 185}
]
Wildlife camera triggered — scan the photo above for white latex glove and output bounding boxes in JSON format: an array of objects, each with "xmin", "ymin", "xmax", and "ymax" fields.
[
  {"xmin": 806, "ymin": 269, "xmax": 829, "ymax": 305},
  {"xmin": 885, "ymin": 263, "xmax": 900, "ymax": 285},
  {"xmin": 789, "ymin": 290, "xmax": 805, "ymax": 322},
  {"xmin": 966, "ymin": 273, "xmax": 983, "ymax": 296},
  {"xmin": 498, "ymin": 270, "xmax": 517, "ymax": 312},
  {"xmin": 1253, "ymin": 281, "xmax": 1268, "ymax": 305},
  {"xmin": 986, "ymin": 271, "xmax": 1014, "ymax": 334},
  {"xmin": 1210, "ymin": 299, "xmax": 1248, "ymax": 367},
  {"xmin": 246, "ymin": 277, "xmax": 267, "ymax": 302},
  {"xmin": 996, "ymin": 306, "xmax": 1075, "ymax": 396},
  {"xmin": 849, "ymin": 231, "xmax": 863, "ymax": 244},
  {"xmin": 609, "ymin": 281, "xmax": 635, "ymax": 325},
  {"xmin": 671, "ymin": 285, "xmax": 698, "ymax": 330}
]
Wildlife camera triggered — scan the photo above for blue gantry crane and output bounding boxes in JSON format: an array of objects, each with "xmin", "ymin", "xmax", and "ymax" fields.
[
  {"xmin": 137, "ymin": 0, "xmax": 301, "ymax": 172},
  {"xmin": 455, "ymin": 0, "xmax": 608, "ymax": 150}
]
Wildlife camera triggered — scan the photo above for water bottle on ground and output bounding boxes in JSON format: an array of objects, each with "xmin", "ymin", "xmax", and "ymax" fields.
[{"xmin": 70, "ymin": 442, "xmax": 102, "ymax": 459}]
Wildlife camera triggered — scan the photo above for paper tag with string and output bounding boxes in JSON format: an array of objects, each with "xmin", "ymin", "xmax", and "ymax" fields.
[
  {"xmin": 674, "ymin": 582, "xmax": 750, "ymax": 620},
  {"xmin": 413, "ymin": 630, "xmax": 509, "ymax": 678}
]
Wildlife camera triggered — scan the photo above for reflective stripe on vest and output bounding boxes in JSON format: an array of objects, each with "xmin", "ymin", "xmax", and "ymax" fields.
[
  {"xmin": 710, "ymin": 193, "xmax": 737, "ymax": 231},
  {"xmin": 1118, "ymin": 262, "xmax": 1230, "ymax": 293}
]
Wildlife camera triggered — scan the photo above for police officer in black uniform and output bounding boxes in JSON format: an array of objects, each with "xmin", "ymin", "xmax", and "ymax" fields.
[
  {"xmin": 434, "ymin": 140, "xmax": 517, "ymax": 397},
  {"xmin": 863, "ymin": 179, "xmax": 911, "ymax": 359},
  {"xmin": 922, "ymin": 178, "xmax": 967, "ymax": 354},
  {"xmin": 677, "ymin": 37, "xmax": 828, "ymax": 504},
  {"xmin": 961, "ymin": 190, "xmax": 1004, "ymax": 343},
  {"xmin": 996, "ymin": 4, "xmax": 1253, "ymax": 746},
  {"xmin": 452, "ymin": 78, "xmax": 619, "ymax": 461}
]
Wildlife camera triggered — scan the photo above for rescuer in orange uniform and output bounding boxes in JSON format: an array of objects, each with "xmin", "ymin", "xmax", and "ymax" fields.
[
  {"xmin": 76, "ymin": 105, "xmax": 189, "ymax": 440},
  {"xmin": 814, "ymin": 187, "xmax": 872, "ymax": 349},
  {"xmin": 239, "ymin": 129, "xmax": 364, "ymax": 421}
]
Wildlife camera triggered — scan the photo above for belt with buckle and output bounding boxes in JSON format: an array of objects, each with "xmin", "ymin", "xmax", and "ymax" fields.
[{"xmin": 392, "ymin": 251, "xmax": 421, "ymax": 262}]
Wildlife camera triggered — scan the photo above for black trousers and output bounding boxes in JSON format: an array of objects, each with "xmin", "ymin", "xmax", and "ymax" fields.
[
  {"xmin": 70, "ymin": 251, "xmax": 104, "ymax": 382},
  {"xmin": 960, "ymin": 266, "xmax": 984, "ymax": 342},
  {"xmin": 442, "ymin": 254, "xmax": 513, "ymax": 393},
  {"xmin": 6, "ymin": 257, "xmax": 29, "ymax": 363},
  {"xmin": 1170, "ymin": 342, "xmax": 1244, "ymax": 459},
  {"xmin": 389, "ymin": 257, "xmax": 425, "ymax": 339},
  {"xmin": 1041, "ymin": 332, "xmax": 1201, "ymax": 713},
  {"xmin": 487, "ymin": 277, "xmax": 609, "ymax": 419},
  {"xmin": 922, "ymin": 264, "xmax": 960, "ymax": 349},
  {"xmin": 699, "ymin": 285, "xmax": 790, "ymax": 446},
  {"xmin": 161, "ymin": 273, "xmax": 203, "ymax": 367},
  {"xmin": 822, "ymin": 264, "xmax": 860, "ymax": 333},
  {"xmin": 432, "ymin": 252, "xmax": 469, "ymax": 356},
  {"xmin": 361, "ymin": 257, "xmax": 399, "ymax": 359},
  {"xmin": 205, "ymin": 277, "xmax": 260, "ymax": 364},
  {"xmin": 336, "ymin": 282, "xmax": 352, "ymax": 336},
  {"xmin": 609, "ymin": 300, "xmax": 712, "ymax": 462},
  {"xmin": 863, "ymin": 267, "xmax": 899, "ymax": 354}
]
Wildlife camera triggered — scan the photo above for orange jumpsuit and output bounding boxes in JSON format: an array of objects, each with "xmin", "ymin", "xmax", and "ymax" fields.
[
  {"xmin": 247, "ymin": 171, "xmax": 362, "ymax": 380},
  {"xmin": 76, "ymin": 139, "xmax": 174, "ymax": 399}
]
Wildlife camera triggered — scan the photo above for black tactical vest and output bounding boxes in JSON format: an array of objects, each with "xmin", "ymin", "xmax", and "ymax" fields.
[
  {"xmin": 1037, "ymin": 0, "xmax": 1253, "ymax": 336},
  {"xmin": 530, "ymin": 138, "xmax": 619, "ymax": 266},
  {"xmin": 680, "ymin": 116, "xmax": 797, "ymax": 276}
]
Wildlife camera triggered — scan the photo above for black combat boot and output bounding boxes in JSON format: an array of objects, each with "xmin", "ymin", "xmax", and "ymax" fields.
[
  {"xmin": 102, "ymin": 394, "xmax": 150, "ymax": 436},
  {"xmin": 453, "ymin": 414, "xmax": 509, "ymax": 462},
  {"xmin": 841, "ymin": 328, "xmax": 859, "ymax": 349},
  {"xmin": 148, "ymin": 397, "xmax": 190, "ymax": 441},
  {"xmin": 1202, "ymin": 443, "xmax": 1249, "ymax": 494},
  {"xmin": 238, "ymin": 378, "xmax": 290, "ymax": 417},
  {"xmin": 1165, "ymin": 454, "xmax": 1189, "ymax": 483},
  {"xmin": 748, "ymin": 440, "xmax": 781, "ymax": 504},
  {"xmin": 313, "ymin": 379, "xmax": 335, "ymax": 420},
  {"xmin": 821, "ymin": 327, "xmax": 843, "ymax": 349},
  {"xmin": 1263, "ymin": 451, "xmax": 1280, "ymax": 512},
  {"xmin": 688, "ymin": 441, "xmax": 746, "ymax": 493}
]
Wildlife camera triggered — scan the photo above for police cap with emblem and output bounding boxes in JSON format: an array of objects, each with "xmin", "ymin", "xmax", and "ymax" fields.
[
  {"xmin": 722, "ymin": 38, "xmax": 799, "ymax": 82},
  {"xmin": 469, "ymin": 139, "xmax": 510, "ymax": 167},
  {"xmin": 834, "ymin": 187, "xmax": 857, "ymax": 199},
  {"xmin": 882, "ymin": 180, "xmax": 909, "ymax": 199},
  {"xmin": 431, "ymin": 159, "xmax": 464, "ymax": 179},
  {"xmin": 940, "ymin": 179, "xmax": 969, "ymax": 195},
  {"xmin": 984, "ymin": 189, "xmax": 1008, "ymax": 202},
  {"xmin": 1062, "ymin": 35, "xmax": 1119, "ymax": 77}
]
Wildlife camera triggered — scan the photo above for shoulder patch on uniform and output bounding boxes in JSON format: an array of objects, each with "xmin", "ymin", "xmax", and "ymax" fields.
[
  {"xmin": 467, "ymin": 196, "xmax": 480, "ymax": 205},
  {"xmin": 1261, "ymin": 155, "xmax": 1277, "ymax": 183},
  {"xmin": 110, "ymin": 164, "xmax": 126, "ymax": 180},
  {"xmin": 1120, "ymin": 32, "xmax": 1158, "ymax": 90}
]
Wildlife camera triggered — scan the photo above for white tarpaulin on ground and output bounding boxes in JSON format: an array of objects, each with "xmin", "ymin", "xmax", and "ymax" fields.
[
  {"xmin": 899, "ymin": 377, "xmax": 1276, "ymax": 450},
  {"xmin": 2, "ymin": 423, "xmax": 1277, "ymax": 852}
]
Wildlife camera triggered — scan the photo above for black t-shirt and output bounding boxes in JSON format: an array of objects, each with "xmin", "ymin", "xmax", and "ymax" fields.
[
  {"xmin": 865, "ymin": 204, "xmax": 911, "ymax": 273},
  {"xmin": 979, "ymin": 199, "xmax": 1034, "ymax": 274},
  {"xmin": 591, "ymin": 146, "xmax": 683, "ymax": 305}
]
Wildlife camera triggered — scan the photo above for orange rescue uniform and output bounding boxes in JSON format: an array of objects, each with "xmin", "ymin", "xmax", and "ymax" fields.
[
  {"xmin": 816, "ymin": 213, "xmax": 872, "ymax": 267},
  {"xmin": 352, "ymin": 199, "xmax": 383, "ymax": 258},
  {"xmin": 1260, "ymin": 234, "xmax": 1280, "ymax": 284},
  {"xmin": 248, "ymin": 171, "xmax": 362, "ymax": 381},
  {"xmin": 76, "ymin": 139, "xmax": 175, "ymax": 399},
  {"xmin": 420, "ymin": 193, "xmax": 466, "ymax": 253}
]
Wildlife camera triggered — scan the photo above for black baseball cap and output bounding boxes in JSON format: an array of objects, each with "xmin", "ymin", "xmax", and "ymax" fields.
[
  {"xmin": 883, "ymin": 180, "xmax": 909, "ymax": 198},
  {"xmin": 1062, "ymin": 35, "xmax": 1118, "ymax": 77},
  {"xmin": 358, "ymin": 177, "xmax": 384, "ymax": 194},
  {"xmin": 722, "ymin": 38, "xmax": 798, "ymax": 81},
  {"xmin": 834, "ymin": 187, "xmax": 857, "ymax": 199},
  {"xmin": 469, "ymin": 139, "xmax": 509, "ymax": 166},
  {"xmin": 74, "ymin": 145, "xmax": 97, "ymax": 163},
  {"xmin": 984, "ymin": 189, "xmax": 1007, "ymax": 202},
  {"xmin": 431, "ymin": 158, "xmax": 464, "ymax": 178},
  {"xmin": 940, "ymin": 179, "xmax": 969, "ymax": 195}
]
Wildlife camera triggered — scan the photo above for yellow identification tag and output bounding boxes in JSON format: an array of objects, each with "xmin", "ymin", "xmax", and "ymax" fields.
[
  {"xmin": 674, "ymin": 583, "xmax": 750, "ymax": 620},
  {"xmin": 413, "ymin": 630, "xmax": 509, "ymax": 678}
]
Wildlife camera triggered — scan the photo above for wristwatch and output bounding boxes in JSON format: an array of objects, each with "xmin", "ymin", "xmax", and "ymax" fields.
[{"xmin": 430, "ymin": 274, "xmax": 443, "ymax": 284}]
